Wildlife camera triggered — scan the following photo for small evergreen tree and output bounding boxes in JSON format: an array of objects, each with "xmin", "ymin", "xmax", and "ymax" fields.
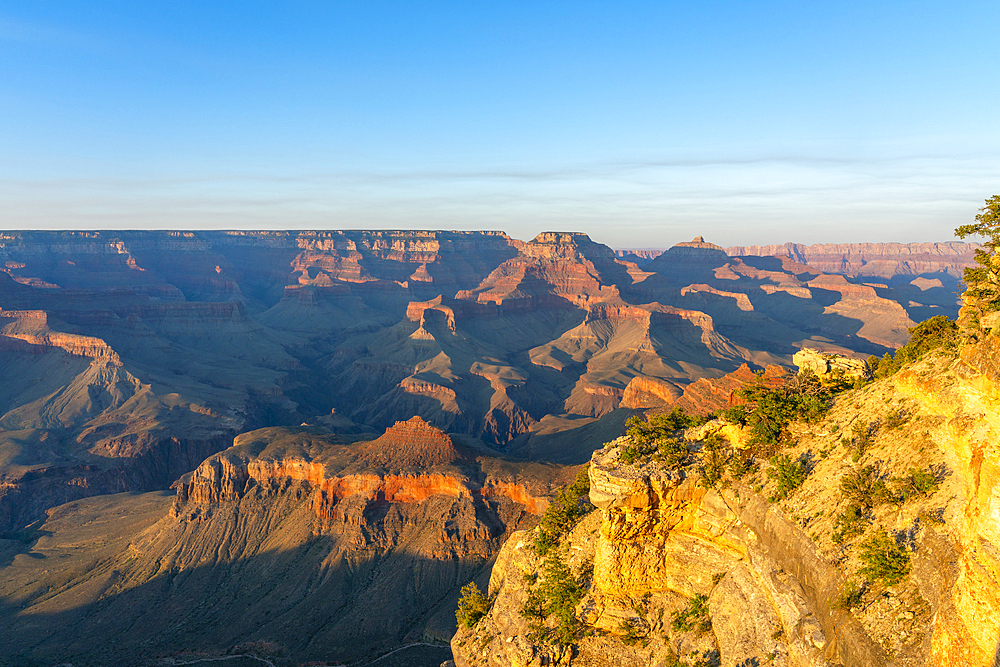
[
  {"xmin": 858, "ymin": 529, "xmax": 911, "ymax": 586},
  {"xmin": 456, "ymin": 582, "xmax": 490, "ymax": 628},
  {"xmin": 520, "ymin": 551, "xmax": 585, "ymax": 647},
  {"xmin": 534, "ymin": 468, "xmax": 592, "ymax": 556},
  {"xmin": 767, "ymin": 454, "xmax": 809, "ymax": 499},
  {"xmin": 955, "ymin": 195, "xmax": 1000, "ymax": 319}
]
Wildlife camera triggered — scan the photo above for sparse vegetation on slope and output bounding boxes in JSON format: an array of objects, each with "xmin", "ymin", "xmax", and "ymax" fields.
[
  {"xmin": 766, "ymin": 453, "xmax": 810, "ymax": 499},
  {"xmin": 521, "ymin": 551, "xmax": 587, "ymax": 647},
  {"xmin": 721, "ymin": 371, "xmax": 832, "ymax": 455},
  {"xmin": 450, "ymin": 214, "xmax": 1000, "ymax": 667},
  {"xmin": 894, "ymin": 466, "xmax": 939, "ymax": 501},
  {"xmin": 870, "ymin": 315, "xmax": 959, "ymax": 378},
  {"xmin": 456, "ymin": 582, "xmax": 491, "ymax": 628},
  {"xmin": 533, "ymin": 468, "xmax": 593, "ymax": 556},
  {"xmin": 670, "ymin": 594, "xmax": 712, "ymax": 635},
  {"xmin": 857, "ymin": 529, "xmax": 911, "ymax": 587}
]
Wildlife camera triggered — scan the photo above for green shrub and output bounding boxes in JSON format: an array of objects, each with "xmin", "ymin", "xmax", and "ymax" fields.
[
  {"xmin": 663, "ymin": 648, "xmax": 685, "ymax": 667},
  {"xmin": 521, "ymin": 551, "xmax": 586, "ymax": 647},
  {"xmin": 534, "ymin": 468, "xmax": 593, "ymax": 556},
  {"xmin": 847, "ymin": 421, "xmax": 878, "ymax": 462},
  {"xmin": 728, "ymin": 453, "xmax": 754, "ymax": 479},
  {"xmin": 882, "ymin": 409, "xmax": 910, "ymax": 430},
  {"xmin": 722, "ymin": 372, "xmax": 832, "ymax": 455},
  {"xmin": 655, "ymin": 436, "xmax": 690, "ymax": 467},
  {"xmin": 626, "ymin": 407, "xmax": 696, "ymax": 442},
  {"xmin": 621, "ymin": 409, "xmax": 697, "ymax": 465},
  {"xmin": 618, "ymin": 619, "xmax": 645, "ymax": 646},
  {"xmin": 456, "ymin": 582, "xmax": 491, "ymax": 628},
  {"xmin": 894, "ymin": 467, "xmax": 939, "ymax": 502},
  {"xmin": 831, "ymin": 503, "xmax": 867, "ymax": 544},
  {"xmin": 767, "ymin": 454, "xmax": 809, "ymax": 499},
  {"xmin": 874, "ymin": 316, "xmax": 959, "ymax": 378},
  {"xmin": 619, "ymin": 444, "xmax": 648, "ymax": 465},
  {"xmin": 858, "ymin": 529, "xmax": 911, "ymax": 586},
  {"xmin": 671, "ymin": 594, "xmax": 711, "ymax": 635},
  {"xmin": 840, "ymin": 465, "xmax": 892, "ymax": 509},
  {"xmin": 699, "ymin": 434, "xmax": 730, "ymax": 488}
]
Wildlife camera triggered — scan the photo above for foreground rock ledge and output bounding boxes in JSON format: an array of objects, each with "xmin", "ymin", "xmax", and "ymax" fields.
[{"xmin": 452, "ymin": 336, "xmax": 1000, "ymax": 666}]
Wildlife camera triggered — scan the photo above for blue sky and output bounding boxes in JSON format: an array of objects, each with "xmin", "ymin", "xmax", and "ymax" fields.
[{"xmin": 1, "ymin": 1, "xmax": 998, "ymax": 247}]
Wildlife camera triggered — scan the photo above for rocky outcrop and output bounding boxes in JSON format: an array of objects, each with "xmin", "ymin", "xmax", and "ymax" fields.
[
  {"xmin": 620, "ymin": 376, "xmax": 684, "ymax": 409},
  {"xmin": 452, "ymin": 339, "xmax": 1000, "ymax": 667},
  {"xmin": 587, "ymin": 443, "xmax": 863, "ymax": 666},
  {"xmin": 793, "ymin": 348, "xmax": 870, "ymax": 379},
  {"xmin": 453, "ymin": 437, "xmax": 869, "ymax": 667},
  {"xmin": 891, "ymin": 335, "xmax": 1000, "ymax": 666},
  {"xmin": 727, "ymin": 242, "xmax": 979, "ymax": 280}
]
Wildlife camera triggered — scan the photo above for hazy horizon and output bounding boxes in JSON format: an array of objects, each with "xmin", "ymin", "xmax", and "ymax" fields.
[{"xmin": 2, "ymin": 2, "xmax": 998, "ymax": 246}]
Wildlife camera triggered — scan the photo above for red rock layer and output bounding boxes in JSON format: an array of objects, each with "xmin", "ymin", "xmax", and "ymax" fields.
[
  {"xmin": 0, "ymin": 309, "xmax": 120, "ymax": 362},
  {"xmin": 359, "ymin": 416, "xmax": 463, "ymax": 468},
  {"xmin": 621, "ymin": 363, "xmax": 791, "ymax": 414},
  {"xmin": 172, "ymin": 427, "xmax": 552, "ymax": 556}
]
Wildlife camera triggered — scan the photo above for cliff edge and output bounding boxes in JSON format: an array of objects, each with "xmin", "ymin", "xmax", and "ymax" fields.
[{"xmin": 451, "ymin": 333, "xmax": 1000, "ymax": 666}]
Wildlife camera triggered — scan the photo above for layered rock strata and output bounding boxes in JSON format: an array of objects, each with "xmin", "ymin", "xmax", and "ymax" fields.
[
  {"xmin": 621, "ymin": 362, "xmax": 791, "ymax": 413},
  {"xmin": 0, "ymin": 421, "xmax": 577, "ymax": 667},
  {"xmin": 793, "ymin": 348, "xmax": 871, "ymax": 379},
  {"xmin": 452, "ymin": 335, "xmax": 1000, "ymax": 667},
  {"xmin": 726, "ymin": 242, "xmax": 979, "ymax": 280},
  {"xmin": 0, "ymin": 230, "xmax": 964, "ymax": 534}
]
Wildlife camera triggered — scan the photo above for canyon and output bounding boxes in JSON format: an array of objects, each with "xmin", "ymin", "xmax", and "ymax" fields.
[{"xmin": 0, "ymin": 230, "xmax": 981, "ymax": 666}]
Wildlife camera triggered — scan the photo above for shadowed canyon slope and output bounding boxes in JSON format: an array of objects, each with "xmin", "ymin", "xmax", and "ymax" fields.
[
  {"xmin": 0, "ymin": 231, "xmax": 969, "ymax": 532},
  {"xmin": 0, "ymin": 230, "xmax": 984, "ymax": 666},
  {"xmin": 0, "ymin": 420, "xmax": 575, "ymax": 666}
]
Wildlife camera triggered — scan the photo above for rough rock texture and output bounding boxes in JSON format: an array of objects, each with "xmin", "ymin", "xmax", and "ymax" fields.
[
  {"xmin": 359, "ymin": 416, "xmax": 465, "ymax": 468},
  {"xmin": 453, "ymin": 438, "xmax": 862, "ymax": 667},
  {"xmin": 793, "ymin": 348, "xmax": 871, "ymax": 379},
  {"xmin": 452, "ymin": 338, "xmax": 1000, "ymax": 667},
  {"xmin": 891, "ymin": 337, "xmax": 1000, "ymax": 666},
  {"xmin": 621, "ymin": 362, "xmax": 791, "ymax": 413},
  {"xmin": 0, "ymin": 423, "xmax": 577, "ymax": 667}
]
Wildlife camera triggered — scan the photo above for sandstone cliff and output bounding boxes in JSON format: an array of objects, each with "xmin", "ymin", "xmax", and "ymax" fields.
[{"xmin": 451, "ymin": 334, "xmax": 1000, "ymax": 667}]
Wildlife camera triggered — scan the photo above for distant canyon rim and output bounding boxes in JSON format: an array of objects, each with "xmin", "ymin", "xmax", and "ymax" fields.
[{"xmin": 0, "ymin": 229, "xmax": 984, "ymax": 667}]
